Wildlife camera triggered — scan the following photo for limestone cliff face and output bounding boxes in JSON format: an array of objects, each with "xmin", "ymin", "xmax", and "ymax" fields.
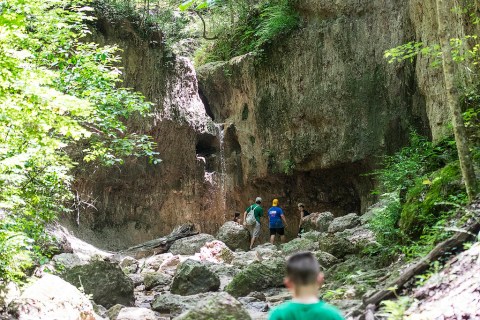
[
  {"xmin": 70, "ymin": 1, "xmax": 477, "ymax": 247},
  {"xmin": 409, "ymin": 0, "xmax": 480, "ymax": 140},
  {"xmin": 197, "ymin": 0, "xmax": 426, "ymax": 219},
  {"xmin": 69, "ymin": 18, "xmax": 221, "ymax": 249}
]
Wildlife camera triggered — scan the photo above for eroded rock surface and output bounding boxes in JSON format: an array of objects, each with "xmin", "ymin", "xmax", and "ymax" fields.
[{"xmin": 170, "ymin": 259, "xmax": 220, "ymax": 295}]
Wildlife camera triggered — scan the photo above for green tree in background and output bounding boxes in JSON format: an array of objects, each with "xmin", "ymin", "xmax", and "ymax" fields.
[
  {"xmin": 0, "ymin": 0, "xmax": 158, "ymax": 281},
  {"xmin": 435, "ymin": 0, "xmax": 477, "ymax": 201},
  {"xmin": 385, "ymin": 1, "xmax": 479, "ymax": 202}
]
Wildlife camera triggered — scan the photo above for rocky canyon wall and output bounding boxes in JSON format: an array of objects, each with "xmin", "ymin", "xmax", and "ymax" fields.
[{"xmin": 68, "ymin": 0, "xmax": 477, "ymax": 248}]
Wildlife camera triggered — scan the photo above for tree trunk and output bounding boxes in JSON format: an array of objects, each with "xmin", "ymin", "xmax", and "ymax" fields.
[{"xmin": 436, "ymin": 0, "xmax": 477, "ymax": 202}]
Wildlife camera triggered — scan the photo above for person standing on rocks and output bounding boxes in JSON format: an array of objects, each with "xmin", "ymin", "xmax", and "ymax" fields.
[
  {"xmin": 297, "ymin": 203, "xmax": 310, "ymax": 237},
  {"xmin": 243, "ymin": 197, "xmax": 264, "ymax": 250},
  {"xmin": 268, "ymin": 199, "xmax": 287, "ymax": 244},
  {"xmin": 268, "ymin": 252, "xmax": 344, "ymax": 320}
]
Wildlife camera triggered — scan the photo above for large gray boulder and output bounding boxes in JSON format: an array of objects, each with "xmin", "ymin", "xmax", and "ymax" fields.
[
  {"xmin": 318, "ymin": 234, "xmax": 357, "ymax": 258},
  {"xmin": 61, "ymin": 259, "xmax": 134, "ymax": 308},
  {"xmin": 328, "ymin": 213, "xmax": 361, "ymax": 233},
  {"xmin": 8, "ymin": 274, "xmax": 99, "ymax": 320},
  {"xmin": 174, "ymin": 292, "xmax": 251, "ymax": 320},
  {"xmin": 225, "ymin": 258, "xmax": 285, "ymax": 297},
  {"xmin": 217, "ymin": 221, "xmax": 250, "ymax": 251},
  {"xmin": 170, "ymin": 259, "xmax": 220, "ymax": 295},
  {"xmin": 302, "ymin": 212, "xmax": 334, "ymax": 232},
  {"xmin": 281, "ymin": 237, "xmax": 319, "ymax": 255},
  {"xmin": 169, "ymin": 234, "xmax": 215, "ymax": 255}
]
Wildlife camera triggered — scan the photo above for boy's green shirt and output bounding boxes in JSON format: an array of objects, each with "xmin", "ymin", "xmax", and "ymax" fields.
[{"xmin": 268, "ymin": 300, "xmax": 344, "ymax": 320}]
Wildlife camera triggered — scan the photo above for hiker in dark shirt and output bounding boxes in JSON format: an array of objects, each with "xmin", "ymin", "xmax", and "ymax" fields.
[
  {"xmin": 297, "ymin": 203, "xmax": 310, "ymax": 237},
  {"xmin": 233, "ymin": 212, "xmax": 241, "ymax": 224}
]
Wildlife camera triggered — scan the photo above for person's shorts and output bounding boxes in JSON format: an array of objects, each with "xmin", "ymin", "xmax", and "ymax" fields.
[
  {"xmin": 247, "ymin": 222, "xmax": 261, "ymax": 238},
  {"xmin": 269, "ymin": 227, "xmax": 285, "ymax": 236}
]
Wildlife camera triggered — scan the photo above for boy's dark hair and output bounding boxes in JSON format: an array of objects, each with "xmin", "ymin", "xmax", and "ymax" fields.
[{"xmin": 286, "ymin": 252, "xmax": 320, "ymax": 285}]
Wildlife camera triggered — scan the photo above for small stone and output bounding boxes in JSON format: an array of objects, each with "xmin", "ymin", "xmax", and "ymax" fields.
[
  {"xmin": 116, "ymin": 307, "xmax": 159, "ymax": 320},
  {"xmin": 119, "ymin": 256, "xmax": 139, "ymax": 274},
  {"xmin": 174, "ymin": 292, "xmax": 251, "ymax": 320},
  {"xmin": 108, "ymin": 304, "xmax": 124, "ymax": 320},
  {"xmin": 143, "ymin": 272, "xmax": 172, "ymax": 290}
]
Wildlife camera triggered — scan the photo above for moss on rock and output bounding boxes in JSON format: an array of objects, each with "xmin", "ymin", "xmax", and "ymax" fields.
[
  {"xmin": 399, "ymin": 161, "xmax": 465, "ymax": 237},
  {"xmin": 225, "ymin": 258, "xmax": 285, "ymax": 297}
]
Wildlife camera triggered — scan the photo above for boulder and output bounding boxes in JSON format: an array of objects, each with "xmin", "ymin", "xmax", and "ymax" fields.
[
  {"xmin": 174, "ymin": 292, "xmax": 251, "ymax": 320},
  {"xmin": 116, "ymin": 307, "xmax": 159, "ymax": 320},
  {"xmin": 0, "ymin": 282, "xmax": 20, "ymax": 312},
  {"xmin": 143, "ymin": 272, "xmax": 172, "ymax": 290},
  {"xmin": 302, "ymin": 212, "xmax": 334, "ymax": 232},
  {"xmin": 216, "ymin": 222, "xmax": 250, "ymax": 251},
  {"xmin": 318, "ymin": 234, "xmax": 356, "ymax": 258},
  {"xmin": 7, "ymin": 274, "xmax": 99, "ymax": 320},
  {"xmin": 281, "ymin": 237, "xmax": 319, "ymax": 255},
  {"xmin": 231, "ymin": 250, "xmax": 263, "ymax": 268},
  {"xmin": 336, "ymin": 225, "xmax": 377, "ymax": 250},
  {"xmin": 313, "ymin": 251, "xmax": 340, "ymax": 269},
  {"xmin": 301, "ymin": 231, "xmax": 323, "ymax": 241},
  {"xmin": 61, "ymin": 259, "xmax": 134, "ymax": 308},
  {"xmin": 107, "ymin": 304, "xmax": 124, "ymax": 320},
  {"xmin": 119, "ymin": 256, "xmax": 138, "ymax": 274},
  {"xmin": 151, "ymin": 292, "xmax": 196, "ymax": 316},
  {"xmin": 128, "ymin": 273, "xmax": 145, "ymax": 287},
  {"xmin": 169, "ymin": 234, "xmax": 215, "ymax": 255},
  {"xmin": 195, "ymin": 240, "xmax": 234, "ymax": 264},
  {"xmin": 225, "ymin": 258, "xmax": 285, "ymax": 297},
  {"xmin": 170, "ymin": 259, "xmax": 220, "ymax": 295},
  {"xmin": 328, "ymin": 213, "xmax": 361, "ymax": 233},
  {"xmin": 52, "ymin": 253, "xmax": 87, "ymax": 270},
  {"xmin": 142, "ymin": 253, "xmax": 176, "ymax": 271}
]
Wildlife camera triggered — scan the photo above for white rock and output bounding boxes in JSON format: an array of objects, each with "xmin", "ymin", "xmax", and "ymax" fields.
[
  {"xmin": 8, "ymin": 274, "xmax": 101, "ymax": 320},
  {"xmin": 116, "ymin": 307, "xmax": 158, "ymax": 320}
]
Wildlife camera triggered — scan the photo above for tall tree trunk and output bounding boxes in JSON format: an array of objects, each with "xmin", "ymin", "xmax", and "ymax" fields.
[{"xmin": 436, "ymin": 0, "xmax": 477, "ymax": 202}]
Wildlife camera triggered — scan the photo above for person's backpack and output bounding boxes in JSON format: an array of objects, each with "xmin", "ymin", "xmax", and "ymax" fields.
[{"xmin": 245, "ymin": 205, "xmax": 258, "ymax": 226}]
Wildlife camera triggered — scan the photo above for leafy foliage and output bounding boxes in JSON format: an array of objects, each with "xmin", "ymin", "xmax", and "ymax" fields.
[
  {"xmin": 366, "ymin": 132, "xmax": 472, "ymax": 260},
  {"xmin": 0, "ymin": 0, "xmax": 158, "ymax": 281},
  {"xmin": 193, "ymin": 0, "xmax": 300, "ymax": 64}
]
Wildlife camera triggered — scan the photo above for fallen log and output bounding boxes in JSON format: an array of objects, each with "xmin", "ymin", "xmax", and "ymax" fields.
[
  {"xmin": 363, "ymin": 215, "xmax": 480, "ymax": 306},
  {"xmin": 120, "ymin": 224, "xmax": 198, "ymax": 259}
]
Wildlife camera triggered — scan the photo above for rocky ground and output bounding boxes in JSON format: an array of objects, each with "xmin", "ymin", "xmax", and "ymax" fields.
[{"xmin": 1, "ymin": 204, "xmax": 479, "ymax": 320}]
